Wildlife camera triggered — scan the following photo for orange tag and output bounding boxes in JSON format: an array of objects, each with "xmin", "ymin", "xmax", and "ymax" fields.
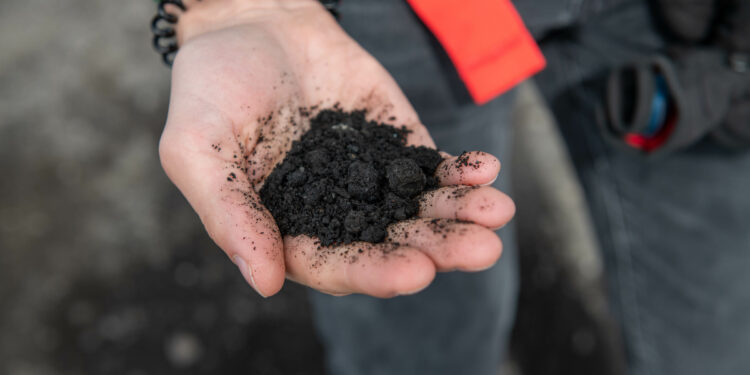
[{"xmin": 406, "ymin": 0, "xmax": 546, "ymax": 104}]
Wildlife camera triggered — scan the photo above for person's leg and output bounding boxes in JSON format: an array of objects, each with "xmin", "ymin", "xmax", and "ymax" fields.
[
  {"xmin": 535, "ymin": 2, "xmax": 750, "ymax": 374},
  {"xmin": 308, "ymin": 1, "xmax": 519, "ymax": 374}
]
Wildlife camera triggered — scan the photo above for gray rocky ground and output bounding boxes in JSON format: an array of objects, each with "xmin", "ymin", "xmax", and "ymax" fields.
[{"xmin": 0, "ymin": 1, "xmax": 623, "ymax": 374}]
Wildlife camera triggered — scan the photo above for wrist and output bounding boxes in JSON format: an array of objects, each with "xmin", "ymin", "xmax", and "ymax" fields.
[{"xmin": 176, "ymin": 0, "xmax": 322, "ymax": 45}]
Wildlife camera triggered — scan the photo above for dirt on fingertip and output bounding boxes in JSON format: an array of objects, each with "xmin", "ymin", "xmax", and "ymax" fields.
[{"xmin": 259, "ymin": 108, "xmax": 443, "ymax": 246}]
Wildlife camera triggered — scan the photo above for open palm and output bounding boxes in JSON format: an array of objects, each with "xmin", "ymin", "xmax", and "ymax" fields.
[{"xmin": 159, "ymin": 0, "xmax": 515, "ymax": 297}]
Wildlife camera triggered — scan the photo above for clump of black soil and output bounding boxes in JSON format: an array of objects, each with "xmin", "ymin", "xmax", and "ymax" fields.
[{"xmin": 259, "ymin": 109, "xmax": 443, "ymax": 246}]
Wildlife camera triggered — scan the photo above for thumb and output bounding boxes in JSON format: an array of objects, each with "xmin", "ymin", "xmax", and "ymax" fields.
[{"xmin": 159, "ymin": 125, "xmax": 285, "ymax": 297}]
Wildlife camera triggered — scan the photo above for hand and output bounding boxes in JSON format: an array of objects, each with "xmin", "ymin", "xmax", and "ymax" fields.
[{"xmin": 159, "ymin": 0, "xmax": 515, "ymax": 297}]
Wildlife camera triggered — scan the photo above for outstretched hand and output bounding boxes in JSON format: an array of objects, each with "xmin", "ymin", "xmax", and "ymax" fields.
[{"xmin": 159, "ymin": 0, "xmax": 515, "ymax": 297}]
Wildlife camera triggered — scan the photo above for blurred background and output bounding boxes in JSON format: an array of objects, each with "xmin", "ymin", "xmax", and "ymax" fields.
[{"xmin": 0, "ymin": 0, "xmax": 624, "ymax": 374}]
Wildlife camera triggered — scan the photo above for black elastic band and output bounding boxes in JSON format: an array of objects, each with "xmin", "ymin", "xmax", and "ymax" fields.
[{"xmin": 151, "ymin": 0, "xmax": 186, "ymax": 66}]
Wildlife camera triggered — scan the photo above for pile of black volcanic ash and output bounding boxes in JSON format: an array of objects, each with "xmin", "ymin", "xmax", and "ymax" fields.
[{"xmin": 259, "ymin": 108, "xmax": 443, "ymax": 246}]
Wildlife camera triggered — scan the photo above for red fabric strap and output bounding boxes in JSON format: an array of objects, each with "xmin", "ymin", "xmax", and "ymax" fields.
[
  {"xmin": 406, "ymin": 0, "xmax": 546, "ymax": 104},
  {"xmin": 624, "ymin": 109, "xmax": 677, "ymax": 152}
]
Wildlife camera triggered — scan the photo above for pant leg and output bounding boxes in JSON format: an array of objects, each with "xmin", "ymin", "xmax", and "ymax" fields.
[
  {"xmin": 535, "ymin": 2, "xmax": 750, "ymax": 374},
  {"xmin": 308, "ymin": 1, "xmax": 520, "ymax": 374}
]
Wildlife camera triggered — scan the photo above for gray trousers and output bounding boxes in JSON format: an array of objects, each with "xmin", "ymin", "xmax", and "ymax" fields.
[
  {"xmin": 311, "ymin": 1, "xmax": 750, "ymax": 375},
  {"xmin": 532, "ymin": 2, "xmax": 750, "ymax": 375},
  {"xmin": 309, "ymin": 1, "xmax": 519, "ymax": 374}
]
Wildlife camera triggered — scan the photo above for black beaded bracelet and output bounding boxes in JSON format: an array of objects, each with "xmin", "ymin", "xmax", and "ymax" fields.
[{"xmin": 151, "ymin": 0, "xmax": 341, "ymax": 67}]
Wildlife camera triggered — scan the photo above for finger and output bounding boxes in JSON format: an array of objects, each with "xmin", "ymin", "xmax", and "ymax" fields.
[
  {"xmin": 159, "ymin": 127, "xmax": 286, "ymax": 298},
  {"xmin": 418, "ymin": 186, "xmax": 516, "ymax": 229},
  {"xmin": 435, "ymin": 151, "xmax": 501, "ymax": 186},
  {"xmin": 387, "ymin": 219, "xmax": 503, "ymax": 272},
  {"xmin": 284, "ymin": 236, "xmax": 436, "ymax": 298}
]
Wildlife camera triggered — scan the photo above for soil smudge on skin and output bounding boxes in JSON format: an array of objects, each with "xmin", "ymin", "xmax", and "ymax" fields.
[{"xmin": 259, "ymin": 108, "xmax": 442, "ymax": 246}]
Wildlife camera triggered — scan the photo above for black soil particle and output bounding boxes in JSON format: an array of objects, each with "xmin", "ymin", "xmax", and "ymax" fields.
[{"xmin": 259, "ymin": 108, "xmax": 443, "ymax": 246}]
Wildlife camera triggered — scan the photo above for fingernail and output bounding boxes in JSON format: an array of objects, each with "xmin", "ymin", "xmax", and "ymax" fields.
[
  {"xmin": 481, "ymin": 174, "xmax": 499, "ymax": 187},
  {"xmin": 232, "ymin": 254, "xmax": 266, "ymax": 298},
  {"xmin": 397, "ymin": 283, "xmax": 430, "ymax": 296}
]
